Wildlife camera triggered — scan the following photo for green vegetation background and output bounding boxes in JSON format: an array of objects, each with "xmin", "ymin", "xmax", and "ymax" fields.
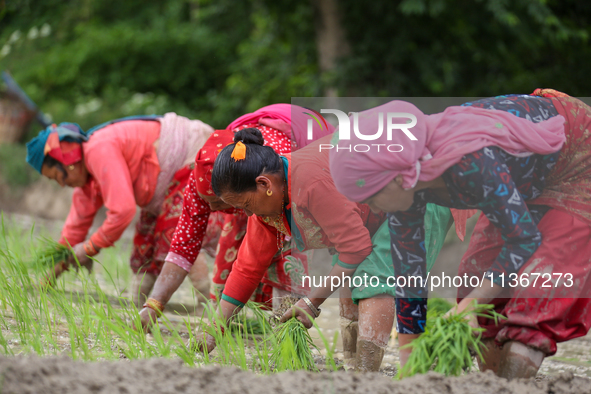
[{"xmin": 1, "ymin": 0, "xmax": 590, "ymax": 185}]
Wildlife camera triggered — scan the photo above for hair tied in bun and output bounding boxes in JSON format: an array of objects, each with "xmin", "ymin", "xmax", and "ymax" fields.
[
  {"xmin": 231, "ymin": 141, "xmax": 247, "ymax": 161},
  {"xmin": 234, "ymin": 128, "xmax": 265, "ymax": 146}
]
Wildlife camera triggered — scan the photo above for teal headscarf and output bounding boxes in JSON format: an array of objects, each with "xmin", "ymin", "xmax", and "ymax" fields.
[
  {"xmin": 25, "ymin": 123, "xmax": 86, "ymax": 174},
  {"xmin": 25, "ymin": 115, "xmax": 161, "ymax": 174}
]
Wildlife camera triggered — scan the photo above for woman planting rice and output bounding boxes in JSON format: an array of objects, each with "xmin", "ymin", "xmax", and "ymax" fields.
[
  {"xmin": 138, "ymin": 105, "xmax": 333, "ymax": 328},
  {"xmin": 200, "ymin": 127, "xmax": 456, "ymax": 371},
  {"xmin": 25, "ymin": 114, "xmax": 214, "ymax": 305},
  {"xmin": 329, "ymin": 91, "xmax": 591, "ymax": 379}
]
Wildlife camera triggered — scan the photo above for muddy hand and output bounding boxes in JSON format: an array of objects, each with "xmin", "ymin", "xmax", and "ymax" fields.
[
  {"xmin": 194, "ymin": 331, "xmax": 217, "ymax": 354},
  {"xmin": 69, "ymin": 243, "xmax": 93, "ymax": 274},
  {"xmin": 136, "ymin": 307, "xmax": 158, "ymax": 333},
  {"xmin": 39, "ymin": 261, "xmax": 69, "ymax": 288},
  {"xmin": 280, "ymin": 299, "xmax": 314, "ymax": 328}
]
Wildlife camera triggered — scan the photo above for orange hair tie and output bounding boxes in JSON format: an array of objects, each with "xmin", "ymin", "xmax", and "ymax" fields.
[{"xmin": 231, "ymin": 141, "xmax": 246, "ymax": 161}]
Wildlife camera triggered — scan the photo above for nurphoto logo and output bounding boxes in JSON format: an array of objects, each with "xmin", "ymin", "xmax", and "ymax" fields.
[{"xmin": 306, "ymin": 109, "xmax": 418, "ymax": 152}]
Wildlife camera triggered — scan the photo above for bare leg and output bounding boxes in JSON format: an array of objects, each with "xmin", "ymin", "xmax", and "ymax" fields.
[
  {"xmin": 497, "ymin": 341, "xmax": 544, "ymax": 379},
  {"xmin": 356, "ymin": 296, "xmax": 395, "ymax": 372},
  {"xmin": 131, "ymin": 272, "xmax": 157, "ymax": 308},
  {"xmin": 339, "ymin": 287, "xmax": 359, "ymax": 366},
  {"xmin": 187, "ymin": 251, "xmax": 210, "ymax": 298},
  {"xmin": 398, "ymin": 333, "xmax": 421, "ymax": 369}
]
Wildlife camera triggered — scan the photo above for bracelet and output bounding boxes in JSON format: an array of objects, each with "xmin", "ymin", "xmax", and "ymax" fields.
[
  {"xmin": 83, "ymin": 240, "xmax": 98, "ymax": 256},
  {"xmin": 302, "ymin": 297, "xmax": 321, "ymax": 318},
  {"xmin": 143, "ymin": 298, "xmax": 164, "ymax": 317}
]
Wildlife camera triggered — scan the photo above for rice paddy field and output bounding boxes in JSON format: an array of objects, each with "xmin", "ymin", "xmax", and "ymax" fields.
[{"xmin": 1, "ymin": 211, "xmax": 591, "ymax": 394}]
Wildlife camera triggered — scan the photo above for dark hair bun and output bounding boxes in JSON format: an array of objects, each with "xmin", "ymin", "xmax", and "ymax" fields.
[{"xmin": 234, "ymin": 128, "xmax": 264, "ymax": 146}]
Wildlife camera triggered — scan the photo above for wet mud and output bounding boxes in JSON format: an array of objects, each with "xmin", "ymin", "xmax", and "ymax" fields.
[{"xmin": 1, "ymin": 355, "xmax": 591, "ymax": 394}]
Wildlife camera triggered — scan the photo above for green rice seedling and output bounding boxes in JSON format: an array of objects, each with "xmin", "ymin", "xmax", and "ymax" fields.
[
  {"xmin": 229, "ymin": 316, "xmax": 272, "ymax": 335},
  {"xmin": 1, "ymin": 217, "xmax": 172, "ymax": 362},
  {"xmin": 228, "ymin": 302, "xmax": 273, "ymax": 337},
  {"xmin": 0, "ymin": 331, "xmax": 11, "ymax": 355},
  {"xmin": 270, "ymin": 317, "xmax": 318, "ymax": 372},
  {"xmin": 192, "ymin": 299, "xmax": 277, "ymax": 372},
  {"xmin": 246, "ymin": 326, "xmax": 274, "ymax": 373},
  {"xmin": 241, "ymin": 301, "xmax": 276, "ymax": 373},
  {"xmin": 156, "ymin": 315, "xmax": 197, "ymax": 366},
  {"xmin": 199, "ymin": 301, "xmax": 251, "ymax": 369},
  {"xmin": 28, "ymin": 238, "xmax": 72, "ymax": 268},
  {"xmin": 398, "ymin": 303, "xmax": 505, "ymax": 378},
  {"xmin": 310, "ymin": 317, "xmax": 339, "ymax": 372},
  {"xmin": 0, "ymin": 216, "xmax": 337, "ymax": 370},
  {"xmin": 426, "ymin": 298, "xmax": 453, "ymax": 319}
]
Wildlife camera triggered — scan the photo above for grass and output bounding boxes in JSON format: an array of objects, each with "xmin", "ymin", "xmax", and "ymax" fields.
[
  {"xmin": 0, "ymin": 212, "xmax": 339, "ymax": 373},
  {"xmin": 397, "ymin": 303, "xmax": 505, "ymax": 378}
]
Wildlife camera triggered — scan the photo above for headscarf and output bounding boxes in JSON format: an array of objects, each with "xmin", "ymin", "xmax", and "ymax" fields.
[
  {"xmin": 329, "ymin": 100, "xmax": 566, "ymax": 202},
  {"xmin": 226, "ymin": 103, "xmax": 335, "ymax": 150},
  {"xmin": 194, "ymin": 130, "xmax": 235, "ymax": 196},
  {"xmin": 26, "ymin": 123, "xmax": 87, "ymax": 173},
  {"xmin": 26, "ymin": 115, "xmax": 162, "ymax": 175}
]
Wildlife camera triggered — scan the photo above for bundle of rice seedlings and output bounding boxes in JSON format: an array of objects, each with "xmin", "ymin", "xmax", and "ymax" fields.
[
  {"xmin": 269, "ymin": 296, "xmax": 318, "ymax": 371},
  {"xmin": 29, "ymin": 238, "xmax": 72, "ymax": 268},
  {"xmin": 398, "ymin": 303, "xmax": 505, "ymax": 378},
  {"xmin": 270, "ymin": 317, "xmax": 318, "ymax": 371}
]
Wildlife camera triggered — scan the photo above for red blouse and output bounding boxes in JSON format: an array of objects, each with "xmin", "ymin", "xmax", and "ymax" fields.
[
  {"xmin": 165, "ymin": 124, "xmax": 292, "ymax": 270},
  {"xmin": 222, "ymin": 146, "xmax": 385, "ymax": 307},
  {"xmin": 59, "ymin": 120, "xmax": 161, "ymax": 249}
]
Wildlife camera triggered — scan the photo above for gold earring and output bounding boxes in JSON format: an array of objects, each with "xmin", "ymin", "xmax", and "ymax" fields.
[
  {"xmin": 68, "ymin": 165, "xmax": 75, "ymax": 170},
  {"xmin": 266, "ymin": 189, "xmax": 273, "ymax": 196}
]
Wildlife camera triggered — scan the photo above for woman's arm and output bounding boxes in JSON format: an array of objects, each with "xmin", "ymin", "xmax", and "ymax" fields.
[
  {"xmin": 40, "ymin": 184, "xmax": 103, "ymax": 286},
  {"xmin": 59, "ymin": 185, "xmax": 103, "ymax": 247},
  {"xmin": 280, "ymin": 264, "xmax": 357, "ymax": 328},
  {"xmin": 195, "ymin": 216, "xmax": 279, "ymax": 353},
  {"xmin": 137, "ymin": 262, "xmax": 188, "ymax": 330},
  {"xmin": 138, "ymin": 172, "xmax": 211, "ymax": 330},
  {"xmin": 164, "ymin": 172, "xmax": 212, "ymax": 272},
  {"xmin": 220, "ymin": 215, "xmax": 279, "ymax": 307}
]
